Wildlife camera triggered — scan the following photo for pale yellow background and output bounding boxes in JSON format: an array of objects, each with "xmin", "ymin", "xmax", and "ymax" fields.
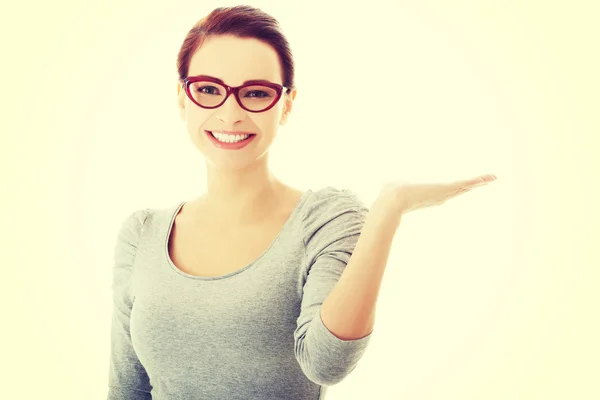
[{"xmin": 2, "ymin": 0, "xmax": 598, "ymax": 399}]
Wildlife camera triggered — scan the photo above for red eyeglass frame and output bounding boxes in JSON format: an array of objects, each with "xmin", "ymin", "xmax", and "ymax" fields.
[{"xmin": 181, "ymin": 75, "xmax": 289, "ymax": 113}]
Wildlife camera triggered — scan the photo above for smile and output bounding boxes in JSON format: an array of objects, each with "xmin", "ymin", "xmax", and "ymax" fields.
[
  {"xmin": 205, "ymin": 130, "xmax": 256, "ymax": 149},
  {"xmin": 210, "ymin": 131, "xmax": 254, "ymax": 143}
]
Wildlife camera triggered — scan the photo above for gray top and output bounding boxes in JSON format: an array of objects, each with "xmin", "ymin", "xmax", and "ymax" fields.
[{"xmin": 107, "ymin": 186, "xmax": 373, "ymax": 400}]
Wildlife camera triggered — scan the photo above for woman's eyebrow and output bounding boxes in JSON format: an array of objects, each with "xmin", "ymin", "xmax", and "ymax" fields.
[{"xmin": 191, "ymin": 74, "xmax": 275, "ymax": 85}]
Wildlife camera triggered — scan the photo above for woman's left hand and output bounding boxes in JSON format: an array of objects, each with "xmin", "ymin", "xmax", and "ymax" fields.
[{"xmin": 373, "ymin": 173, "xmax": 498, "ymax": 217}]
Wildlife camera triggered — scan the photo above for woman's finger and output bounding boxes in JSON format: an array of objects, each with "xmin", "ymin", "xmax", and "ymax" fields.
[
  {"xmin": 455, "ymin": 174, "xmax": 495, "ymax": 189},
  {"xmin": 450, "ymin": 178, "xmax": 484, "ymax": 191}
]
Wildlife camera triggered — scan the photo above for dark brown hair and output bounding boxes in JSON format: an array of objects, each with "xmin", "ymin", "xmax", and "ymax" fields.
[{"xmin": 176, "ymin": 5, "xmax": 295, "ymax": 93}]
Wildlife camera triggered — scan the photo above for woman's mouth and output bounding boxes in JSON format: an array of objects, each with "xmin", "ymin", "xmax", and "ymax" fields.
[{"xmin": 205, "ymin": 130, "xmax": 256, "ymax": 150}]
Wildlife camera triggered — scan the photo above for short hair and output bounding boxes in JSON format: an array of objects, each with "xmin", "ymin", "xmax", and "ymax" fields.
[{"xmin": 176, "ymin": 5, "xmax": 295, "ymax": 93}]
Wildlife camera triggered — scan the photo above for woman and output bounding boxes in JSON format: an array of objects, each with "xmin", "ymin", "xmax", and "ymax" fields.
[{"xmin": 107, "ymin": 5, "xmax": 496, "ymax": 399}]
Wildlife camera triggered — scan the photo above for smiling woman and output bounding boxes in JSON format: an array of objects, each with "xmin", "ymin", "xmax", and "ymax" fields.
[
  {"xmin": 176, "ymin": 34, "xmax": 295, "ymax": 175},
  {"xmin": 106, "ymin": 5, "xmax": 375, "ymax": 400}
]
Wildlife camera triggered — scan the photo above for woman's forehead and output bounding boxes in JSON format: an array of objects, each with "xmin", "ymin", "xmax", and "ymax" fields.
[{"xmin": 187, "ymin": 36, "xmax": 282, "ymax": 86}]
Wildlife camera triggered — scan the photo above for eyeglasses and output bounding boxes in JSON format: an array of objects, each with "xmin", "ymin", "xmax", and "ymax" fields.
[{"xmin": 181, "ymin": 75, "xmax": 288, "ymax": 113}]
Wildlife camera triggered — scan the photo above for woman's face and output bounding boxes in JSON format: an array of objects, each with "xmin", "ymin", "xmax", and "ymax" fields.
[{"xmin": 177, "ymin": 34, "xmax": 296, "ymax": 171}]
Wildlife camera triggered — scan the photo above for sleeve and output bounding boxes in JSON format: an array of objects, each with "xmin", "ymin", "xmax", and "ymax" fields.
[
  {"xmin": 107, "ymin": 209, "xmax": 153, "ymax": 400},
  {"xmin": 294, "ymin": 187, "xmax": 374, "ymax": 387}
]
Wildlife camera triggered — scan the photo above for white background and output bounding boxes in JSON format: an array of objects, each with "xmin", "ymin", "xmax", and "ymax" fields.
[{"xmin": 2, "ymin": 0, "xmax": 598, "ymax": 399}]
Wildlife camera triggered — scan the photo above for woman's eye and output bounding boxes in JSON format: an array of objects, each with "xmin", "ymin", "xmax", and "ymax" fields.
[
  {"xmin": 245, "ymin": 91, "xmax": 269, "ymax": 98},
  {"xmin": 198, "ymin": 86, "xmax": 220, "ymax": 95}
]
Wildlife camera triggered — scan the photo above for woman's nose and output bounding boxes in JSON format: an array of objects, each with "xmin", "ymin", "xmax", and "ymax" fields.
[{"xmin": 216, "ymin": 93, "xmax": 245, "ymax": 124}]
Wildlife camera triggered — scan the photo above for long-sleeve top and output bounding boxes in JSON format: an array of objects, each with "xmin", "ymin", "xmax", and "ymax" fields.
[{"xmin": 107, "ymin": 186, "xmax": 374, "ymax": 400}]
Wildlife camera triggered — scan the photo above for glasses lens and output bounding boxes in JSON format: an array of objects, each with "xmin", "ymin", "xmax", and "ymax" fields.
[
  {"xmin": 239, "ymin": 85, "xmax": 279, "ymax": 112},
  {"xmin": 187, "ymin": 81, "xmax": 280, "ymax": 111},
  {"xmin": 188, "ymin": 81, "xmax": 227, "ymax": 108}
]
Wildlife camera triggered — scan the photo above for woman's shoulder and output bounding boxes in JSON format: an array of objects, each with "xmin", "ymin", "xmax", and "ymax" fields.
[
  {"xmin": 118, "ymin": 201, "xmax": 184, "ymax": 234},
  {"xmin": 300, "ymin": 185, "xmax": 370, "ymax": 232},
  {"xmin": 304, "ymin": 185, "xmax": 369, "ymax": 213}
]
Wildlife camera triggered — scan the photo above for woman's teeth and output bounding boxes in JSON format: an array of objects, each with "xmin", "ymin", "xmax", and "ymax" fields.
[{"xmin": 211, "ymin": 131, "xmax": 251, "ymax": 143}]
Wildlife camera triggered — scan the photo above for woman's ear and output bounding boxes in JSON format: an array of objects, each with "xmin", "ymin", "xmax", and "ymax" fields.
[
  {"xmin": 177, "ymin": 82, "xmax": 186, "ymax": 121},
  {"xmin": 279, "ymin": 88, "xmax": 297, "ymax": 126}
]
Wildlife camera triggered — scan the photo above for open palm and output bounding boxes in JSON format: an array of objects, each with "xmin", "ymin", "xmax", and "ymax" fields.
[{"xmin": 376, "ymin": 174, "xmax": 497, "ymax": 215}]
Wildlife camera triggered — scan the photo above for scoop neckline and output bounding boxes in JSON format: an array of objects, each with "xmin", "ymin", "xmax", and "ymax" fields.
[{"xmin": 164, "ymin": 190, "xmax": 312, "ymax": 280}]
